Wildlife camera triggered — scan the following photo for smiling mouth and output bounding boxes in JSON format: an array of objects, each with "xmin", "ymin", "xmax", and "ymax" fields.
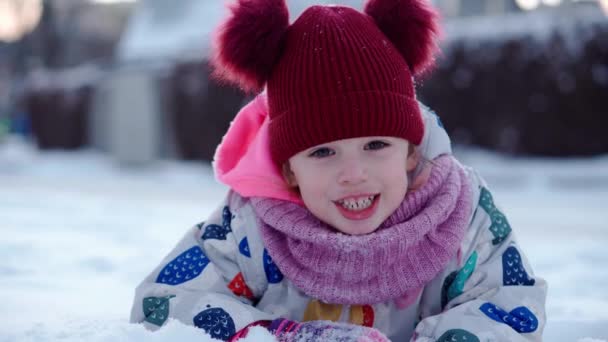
[{"xmin": 335, "ymin": 194, "xmax": 377, "ymax": 211}]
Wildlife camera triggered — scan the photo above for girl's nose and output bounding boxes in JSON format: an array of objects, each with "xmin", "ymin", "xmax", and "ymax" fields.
[{"xmin": 337, "ymin": 159, "xmax": 368, "ymax": 185}]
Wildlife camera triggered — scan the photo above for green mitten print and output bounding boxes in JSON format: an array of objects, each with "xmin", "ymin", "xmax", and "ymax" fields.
[
  {"xmin": 479, "ymin": 187, "xmax": 511, "ymax": 245},
  {"xmin": 437, "ymin": 329, "xmax": 480, "ymax": 342},
  {"xmin": 143, "ymin": 295, "xmax": 175, "ymax": 326}
]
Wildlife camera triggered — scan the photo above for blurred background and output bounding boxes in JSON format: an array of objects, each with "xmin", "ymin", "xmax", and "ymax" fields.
[
  {"xmin": 1, "ymin": 0, "xmax": 607, "ymax": 160},
  {"xmin": 0, "ymin": 0, "xmax": 607, "ymax": 341}
]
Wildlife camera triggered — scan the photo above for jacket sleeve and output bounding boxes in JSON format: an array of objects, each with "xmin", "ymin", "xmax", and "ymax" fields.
[
  {"xmin": 413, "ymin": 168, "xmax": 548, "ymax": 342},
  {"xmin": 129, "ymin": 191, "xmax": 276, "ymax": 341}
]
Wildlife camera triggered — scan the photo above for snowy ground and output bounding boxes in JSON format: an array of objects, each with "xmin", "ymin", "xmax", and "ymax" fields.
[{"xmin": 0, "ymin": 137, "xmax": 607, "ymax": 341}]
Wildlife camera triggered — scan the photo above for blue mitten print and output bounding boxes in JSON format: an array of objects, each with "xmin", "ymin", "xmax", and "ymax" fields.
[
  {"xmin": 156, "ymin": 246, "xmax": 210, "ymax": 285},
  {"xmin": 239, "ymin": 237, "xmax": 251, "ymax": 258},
  {"xmin": 193, "ymin": 306, "xmax": 236, "ymax": 341},
  {"xmin": 263, "ymin": 249, "xmax": 283, "ymax": 284},
  {"xmin": 201, "ymin": 206, "xmax": 234, "ymax": 240},
  {"xmin": 503, "ymin": 246, "xmax": 535, "ymax": 286},
  {"xmin": 479, "ymin": 302, "xmax": 539, "ymax": 333}
]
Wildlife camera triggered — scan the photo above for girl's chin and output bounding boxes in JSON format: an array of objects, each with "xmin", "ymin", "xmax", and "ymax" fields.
[{"xmin": 332, "ymin": 221, "xmax": 380, "ymax": 235}]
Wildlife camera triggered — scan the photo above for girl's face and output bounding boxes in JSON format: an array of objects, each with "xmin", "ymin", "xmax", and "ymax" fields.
[{"xmin": 284, "ymin": 136, "xmax": 418, "ymax": 235}]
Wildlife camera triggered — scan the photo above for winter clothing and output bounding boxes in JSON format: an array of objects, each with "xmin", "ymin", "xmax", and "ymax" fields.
[
  {"xmin": 130, "ymin": 96, "xmax": 547, "ymax": 341},
  {"xmin": 252, "ymin": 155, "xmax": 473, "ymax": 305},
  {"xmin": 213, "ymin": 0, "xmax": 440, "ymax": 165},
  {"xmin": 213, "ymin": 93, "xmax": 303, "ymax": 205},
  {"xmin": 133, "ymin": 0, "xmax": 546, "ymax": 339},
  {"xmin": 231, "ymin": 318, "xmax": 391, "ymax": 342},
  {"xmin": 265, "ymin": 5, "xmax": 425, "ymax": 165}
]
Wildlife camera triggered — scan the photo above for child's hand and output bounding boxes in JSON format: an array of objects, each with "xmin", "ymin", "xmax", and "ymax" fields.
[{"xmin": 231, "ymin": 318, "xmax": 390, "ymax": 341}]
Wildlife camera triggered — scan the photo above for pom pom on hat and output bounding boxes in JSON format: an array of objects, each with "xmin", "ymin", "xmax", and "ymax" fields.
[
  {"xmin": 212, "ymin": 0, "xmax": 289, "ymax": 93},
  {"xmin": 365, "ymin": 0, "xmax": 441, "ymax": 76}
]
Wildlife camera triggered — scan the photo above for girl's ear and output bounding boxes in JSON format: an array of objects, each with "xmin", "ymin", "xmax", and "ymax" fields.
[
  {"xmin": 282, "ymin": 163, "xmax": 298, "ymax": 187},
  {"xmin": 406, "ymin": 146, "xmax": 420, "ymax": 172},
  {"xmin": 409, "ymin": 161, "xmax": 431, "ymax": 191},
  {"xmin": 407, "ymin": 146, "xmax": 430, "ymax": 191}
]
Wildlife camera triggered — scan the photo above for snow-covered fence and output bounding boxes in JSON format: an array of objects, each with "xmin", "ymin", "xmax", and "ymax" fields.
[
  {"xmin": 21, "ymin": 64, "xmax": 102, "ymax": 150},
  {"xmin": 18, "ymin": 4, "xmax": 607, "ymax": 159},
  {"xmin": 167, "ymin": 60, "xmax": 246, "ymax": 161},
  {"xmin": 419, "ymin": 4, "xmax": 608, "ymax": 156}
]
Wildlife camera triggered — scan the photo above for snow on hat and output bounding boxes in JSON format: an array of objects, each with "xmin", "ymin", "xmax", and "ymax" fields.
[{"xmin": 212, "ymin": 0, "xmax": 441, "ymax": 165}]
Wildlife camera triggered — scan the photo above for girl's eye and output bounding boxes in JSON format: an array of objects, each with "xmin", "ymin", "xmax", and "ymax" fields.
[
  {"xmin": 365, "ymin": 140, "xmax": 390, "ymax": 150},
  {"xmin": 309, "ymin": 147, "xmax": 334, "ymax": 158}
]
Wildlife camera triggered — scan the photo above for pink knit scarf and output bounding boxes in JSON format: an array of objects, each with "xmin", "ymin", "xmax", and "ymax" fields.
[{"xmin": 251, "ymin": 155, "xmax": 473, "ymax": 305}]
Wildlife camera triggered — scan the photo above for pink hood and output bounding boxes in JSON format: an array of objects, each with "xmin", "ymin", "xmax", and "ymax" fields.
[{"xmin": 212, "ymin": 93, "xmax": 304, "ymax": 204}]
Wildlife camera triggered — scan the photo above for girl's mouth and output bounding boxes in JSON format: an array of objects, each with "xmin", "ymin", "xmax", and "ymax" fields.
[{"xmin": 334, "ymin": 194, "xmax": 380, "ymax": 220}]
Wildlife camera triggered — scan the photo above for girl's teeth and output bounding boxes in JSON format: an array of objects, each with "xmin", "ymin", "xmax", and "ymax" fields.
[{"xmin": 339, "ymin": 196, "xmax": 375, "ymax": 211}]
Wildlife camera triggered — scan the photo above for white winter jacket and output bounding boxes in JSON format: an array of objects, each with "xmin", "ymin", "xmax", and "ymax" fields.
[{"xmin": 130, "ymin": 103, "xmax": 547, "ymax": 341}]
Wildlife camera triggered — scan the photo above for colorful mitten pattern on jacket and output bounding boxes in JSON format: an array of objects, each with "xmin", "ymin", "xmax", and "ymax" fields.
[
  {"xmin": 230, "ymin": 318, "xmax": 390, "ymax": 341},
  {"xmin": 268, "ymin": 318, "xmax": 390, "ymax": 342}
]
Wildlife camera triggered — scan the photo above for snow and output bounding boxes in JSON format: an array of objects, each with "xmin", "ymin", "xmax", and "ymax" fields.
[
  {"xmin": 116, "ymin": 1, "xmax": 226, "ymax": 62},
  {"xmin": 2, "ymin": 320, "xmax": 274, "ymax": 342},
  {"xmin": 0, "ymin": 136, "xmax": 607, "ymax": 341},
  {"xmin": 438, "ymin": 4, "xmax": 607, "ymax": 73},
  {"xmin": 116, "ymin": 0, "xmax": 606, "ymax": 66},
  {"xmin": 116, "ymin": 1, "xmax": 365, "ymax": 62},
  {"xmin": 443, "ymin": 4, "xmax": 605, "ymax": 44}
]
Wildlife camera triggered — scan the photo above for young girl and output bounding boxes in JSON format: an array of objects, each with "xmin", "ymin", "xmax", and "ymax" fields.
[{"xmin": 130, "ymin": 0, "xmax": 547, "ymax": 340}]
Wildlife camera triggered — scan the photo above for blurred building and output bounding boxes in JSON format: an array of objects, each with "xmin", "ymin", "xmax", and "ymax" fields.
[
  {"xmin": 436, "ymin": 0, "xmax": 521, "ymax": 16},
  {"xmin": 4, "ymin": 0, "xmax": 607, "ymax": 160},
  {"xmin": 435, "ymin": 0, "xmax": 602, "ymax": 17},
  {"xmin": 28, "ymin": 0, "xmax": 133, "ymax": 69}
]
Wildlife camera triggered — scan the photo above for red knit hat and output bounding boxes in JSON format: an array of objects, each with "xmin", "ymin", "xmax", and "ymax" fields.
[{"xmin": 213, "ymin": 0, "xmax": 440, "ymax": 165}]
